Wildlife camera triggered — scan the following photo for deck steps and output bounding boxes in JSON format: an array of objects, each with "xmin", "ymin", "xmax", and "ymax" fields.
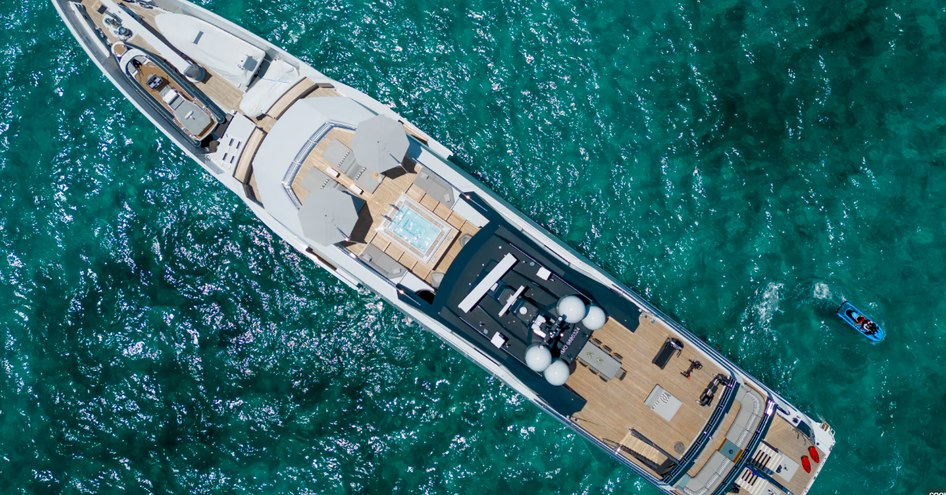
[
  {"xmin": 735, "ymin": 467, "xmax": 780, "ymax": 495},
  {"xmin": 617, "ymin": 430, "xmax": 664, "ymax": 466},
  {"xmin": 750, "ymin": 442, "xmax": 785, "ymax": 472}
]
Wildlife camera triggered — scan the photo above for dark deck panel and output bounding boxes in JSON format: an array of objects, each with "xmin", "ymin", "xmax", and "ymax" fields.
[{"xmin": 397, "ymin": 193, "xmax": 642, "ymax": 416}]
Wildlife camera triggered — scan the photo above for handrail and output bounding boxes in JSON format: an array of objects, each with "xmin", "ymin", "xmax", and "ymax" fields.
[{"xmin": 664, "ymin": 376, "xmax": 739, "ymax": 484}]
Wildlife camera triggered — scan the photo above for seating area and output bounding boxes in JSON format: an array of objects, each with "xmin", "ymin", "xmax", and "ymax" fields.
[
  {"xmin": 577, "ymin": 338, "xmax": 626, "ymax": 381},
  {"xmin": 359, "ymin": 244, "xmax": 407, "ymax": 278},
  {"xmin": 413, "ymin": 169, "xmax": 455, "ymax": 207},
  {"xmin": 352, "ymin": 180, "xmax": 478, "ymax": 285},
  {"xmin": 300, "ymin": 168, "xmax": 335, "ymax": 192},
  {"xmin": 568, "ymin": 314, "xmax": 732, "ymax": 479},
  {"xmin": 323, "ymin": 139, "xmax": 380, "ymax": 193},
  {"xmin": 277, "ymin": 119, "xmax": 480, "ymax": 286}
]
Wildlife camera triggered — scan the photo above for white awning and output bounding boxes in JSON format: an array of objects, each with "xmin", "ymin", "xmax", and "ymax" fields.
[
  {"xmin": 155, "ymin": 13, "xmax": 266, "ymax": 90},
  {"xmin": 298, "ymin": 186, "xmax": 364, "ymax": 246},
  {"xmin": 352, "ymin": 115, "xmax": 409, "ymax": 175},
  {"xmin": 239, "ymin": 59, "xmax": 304, "ymax": 117}
]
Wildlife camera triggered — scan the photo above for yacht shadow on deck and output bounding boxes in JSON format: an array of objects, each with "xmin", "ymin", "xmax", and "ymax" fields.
[{"xmin": 345, "ymin": 206, "xmax": 376, "ymax": 244}]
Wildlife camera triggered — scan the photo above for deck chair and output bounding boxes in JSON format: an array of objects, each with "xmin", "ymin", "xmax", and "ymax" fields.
[
  {"xmin": 360, "ymin": 244, "xmax": 407, "ymax": 279},
  {"xmin": 301, "ymin": 169, "xmax": 334, "ymax": 191},
  {"xmin": 324, "ymin": 139, "xmax": 357, "ymax": 175}
]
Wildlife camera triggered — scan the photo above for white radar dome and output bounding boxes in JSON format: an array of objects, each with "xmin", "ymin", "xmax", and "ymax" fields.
[
  {"xmin": 582, "ymin": 305, "xmax": 607, "ymax": 330},
  {"xmin": 525, "ymin": 345, "xmax": 553, "ymax": 373},
  {"xmin": 557, "ymin": 295, "xmax": 587, "ymax": 324},
  {"xmin": 544, "ymin": 359, "xmax": 570, "ymax": 386}
]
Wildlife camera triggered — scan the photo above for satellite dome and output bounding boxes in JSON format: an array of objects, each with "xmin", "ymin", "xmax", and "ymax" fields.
[
  {"xmin": 557, "ymin": 295, "xmax": 587, "ymax": 324},
  {"xmin": 544, "ymin": 359, "xmax": 570, "ymax": 386},
  {"xmin": 582, "ymin": 305, "xmax": 607, "ymax": 330},
  {"xmin": 525, "ymin": 345, "xmax": 553, "ymax": 372}
]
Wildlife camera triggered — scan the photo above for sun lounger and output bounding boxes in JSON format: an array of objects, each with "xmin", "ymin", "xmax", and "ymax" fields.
[{"xmin": 360, "ymin": 244, "xmax": 406, "ymax": 278}]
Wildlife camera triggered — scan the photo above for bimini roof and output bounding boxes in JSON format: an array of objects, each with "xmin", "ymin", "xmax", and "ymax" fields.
[{"xmin": 252, "ymin": 97, "xmax": 374, "ymax": 237}]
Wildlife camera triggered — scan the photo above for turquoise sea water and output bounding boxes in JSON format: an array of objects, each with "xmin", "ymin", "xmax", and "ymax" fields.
[{"xmin": 2, "ymin": 0, "xmax": 945, "ymax": 493}]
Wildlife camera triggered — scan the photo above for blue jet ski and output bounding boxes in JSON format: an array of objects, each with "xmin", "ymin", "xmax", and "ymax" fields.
[{"xmin": 836, "ymin": 301, "xmax": 885, "ymax": 342}]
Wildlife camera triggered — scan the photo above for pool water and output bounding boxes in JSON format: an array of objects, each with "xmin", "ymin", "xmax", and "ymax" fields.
[{"xmin": 383, "ymin": 199, "xmax": 451, "ymax": 260}]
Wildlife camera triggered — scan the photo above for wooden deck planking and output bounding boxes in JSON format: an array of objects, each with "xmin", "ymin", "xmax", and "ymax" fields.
[
  {"xmin": 406, "ymin": 184, "xmax": 425, "ymax": 201},
  {"xmin": 433, "ymin": 203, "xmax": 452, "ymax": 220},
  {"xmin": 686, "ymin": 400, "xmax": 743, "ymax": 477},
  {"xmin": 568, "ymin": 314, "xmax": 730, "ymax": 476},
  {"xmin": 291, "ymin": 127, "xmax": 357, "ymax": 204},
  {"xmin": 445, "ymin": 212, "xmax": 466, "ymax": 229},
  {"xmin": 761, "ymin": 416, "xmax": 821, "ymax": 495},
  {"xmin": 233, "ymin": 128, "xmax": 267, "ymax": 182},
  {"xmin": 289, "ymin": 130, "xmax": 480, "ymax": 283},
  {"xmin": 81, "ymin": 0, "xmax": 125, "ymax": 46},
  {"xmin": 431, "ymin": 237, "xmax": 464, "ymax": 276},
  {"xmin": 129, "ymin": 59, "xmax": 216, "ymax": 138},
  {"xmin": 307, "ymin": 86, "xmax": 342, "ymax": 99},
  {"xmin": 196, "ymin": 69, "xmax": 244, "ymax": 112},
  {"xmin": 430, "ymin": 220, "xmax": 478, "ymax": 277},
  {"xmin": 419, "ymin": 194, "xmax": 439, "ymax": 211}
]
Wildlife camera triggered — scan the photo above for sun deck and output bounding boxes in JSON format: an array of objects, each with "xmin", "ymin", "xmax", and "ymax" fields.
[
  {"xmin": 425, "ymin": 220, "xmax": 789, "ymax": 494},
  {"xmin": 288, "ymin": 126, "xmax": 480, "ymax": 285}
]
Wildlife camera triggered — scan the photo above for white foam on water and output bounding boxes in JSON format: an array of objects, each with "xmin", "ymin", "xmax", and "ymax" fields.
[
  {"xmin": 812, "ymin": 281, "xmax": 832, "ymax": 301},
  {"xmin": 753, "ymin": 281, "xmax": 784, "ymax": 328}
]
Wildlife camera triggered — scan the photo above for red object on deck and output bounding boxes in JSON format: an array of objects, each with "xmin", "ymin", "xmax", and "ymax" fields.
[
  {"xmin": 808, "ymin": 446, "xmax": 821, "ymax": 463},
  {"xmin": 801, "ymin": 455, "xmax": 812, "ymax": 473}
]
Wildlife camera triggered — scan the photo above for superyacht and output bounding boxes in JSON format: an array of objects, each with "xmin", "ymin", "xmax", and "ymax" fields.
[{"xmin": 53, "ymin": 1, "xmax": 836, "ymax": 493}]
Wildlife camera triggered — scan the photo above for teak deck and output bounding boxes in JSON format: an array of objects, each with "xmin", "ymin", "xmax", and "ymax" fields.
[
  {"xmin": 761, "ymin": 416, "xmax": 822, "ymax": 495},
  {"xmin": 290, "ymin": 128, "xmax": 479, "ymax": 285},
  {"xmin": 568, "ymin": 313, "xmax": 729, "ymax": 476},
  {"xmin": 81, "ymin": 0, "xmax": 244, "ymax": 112},
  {"xmin": 128, "ymin": 58, "xmax": 215, "ymax": 139}
]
